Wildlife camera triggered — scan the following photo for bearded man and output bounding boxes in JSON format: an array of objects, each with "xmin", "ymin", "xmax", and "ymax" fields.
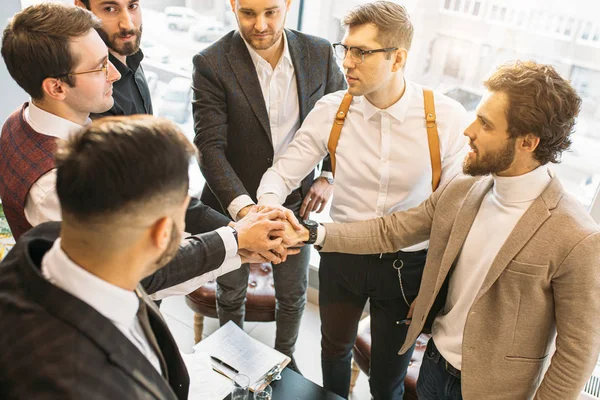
[
  {"xmin": 76, "ymin": 0, "xmax": 152, "ymax": 117},
  {"xmin": 298, "ymin": 61, "xmax": 600, "ymax": 400}
]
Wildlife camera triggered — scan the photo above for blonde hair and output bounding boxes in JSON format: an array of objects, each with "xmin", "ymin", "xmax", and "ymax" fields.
[{"xmin": 342, "ymin": 1, "xmax": 414, "ymax": 50}]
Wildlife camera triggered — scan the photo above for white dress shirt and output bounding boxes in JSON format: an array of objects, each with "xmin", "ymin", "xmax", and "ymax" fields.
[
  {"xmin": 259, "ymin": 81, "xmax": 470, "ymax": 251},
  {"xmin": 41, "ymin": 238, "xmax": 163, "ymax": 374},
  {"xmin": 432, "ymin": 165, "xmax": 552, "ymax": 370},
  {"xmin": 227, "ymin": 32, "xmax": 331, "ymax": 220},
  {"xmin": 23, "ymin": 102, "xmax": 89, "ymax": 226},
  {"xmin": 22, "ymin": 102, "xmax": 242, "ymax": 299}
]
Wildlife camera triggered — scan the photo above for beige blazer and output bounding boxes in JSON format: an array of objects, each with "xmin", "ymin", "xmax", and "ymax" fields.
[{"xmin": 321, "ymin": 174, "xmax": 600, "ymax": 400}]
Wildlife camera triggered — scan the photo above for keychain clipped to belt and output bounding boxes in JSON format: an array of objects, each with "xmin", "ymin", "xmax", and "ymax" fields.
[{"xmin": 393, "ymin": 258, "xmax": 411, "ymax": 308}]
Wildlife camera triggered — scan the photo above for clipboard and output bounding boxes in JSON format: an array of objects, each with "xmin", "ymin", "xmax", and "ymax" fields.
[{"xmin": 193, "ymin": 321, "xmax": 290, "ymax": 392}]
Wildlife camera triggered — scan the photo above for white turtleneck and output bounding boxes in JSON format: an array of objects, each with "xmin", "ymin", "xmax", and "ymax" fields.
[{"xmin": 432, "ymin": 165, "xmax": 553, "ymax": 370}]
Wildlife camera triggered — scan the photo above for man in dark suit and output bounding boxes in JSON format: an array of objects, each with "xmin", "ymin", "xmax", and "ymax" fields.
[
  {"xmin": 192, "ymin": 0, "xmax": 345, "ymax": 368},
  {"xmin": 0, "ymin": 116, "xmax": 291, "ymax": 399}
]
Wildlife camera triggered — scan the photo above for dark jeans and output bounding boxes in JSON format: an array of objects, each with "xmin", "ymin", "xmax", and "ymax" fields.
[
  {"xmin": 319, "ymin": 249, "xmax": 427, "ymax": 399},
  {"xmin": 215, "ymin": 193, "xmax": 310, "ymax": 358},
  {"xmin": 417, "ymin": 339, "xmax": 463, "ymax": 400}
]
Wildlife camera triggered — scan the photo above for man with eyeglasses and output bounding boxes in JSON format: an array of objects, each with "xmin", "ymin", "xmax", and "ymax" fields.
[
  {"xmin": 256, "ymin": 2, "xmax": 469, "ymax": 398},
  {"xmin": 0, "ymin": 2, "xmax": 292, "ymax": 295},
  {"xmin": 76, "ymin": 0, "xmax": 152, "ymax": 117},
  {"xmin": 0, "ymin": 2, "xmax": 121, "ymax": 238}
]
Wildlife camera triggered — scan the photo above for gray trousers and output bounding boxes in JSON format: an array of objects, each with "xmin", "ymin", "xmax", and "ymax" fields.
[{"xmin": 215, "ymin": 194, "xmax": 310, "ymax": 357}]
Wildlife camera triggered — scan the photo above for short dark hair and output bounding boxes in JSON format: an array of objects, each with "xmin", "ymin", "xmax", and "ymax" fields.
[
  {"xmin": 484, "ymin": 61, "xmax": 581, "ymax": 165},
  {"xmin": 342, "ymin": 1, "xmax": 414, "ymax": 50},
  {"xmin": 55, "ymin": 116, "xmax": 195, "ymax": 222},
  {"xmin": 1, "ymin": 3, "xmax": 100, "ymax": 100}
]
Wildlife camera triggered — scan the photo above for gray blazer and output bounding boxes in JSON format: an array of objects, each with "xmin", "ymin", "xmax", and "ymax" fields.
[
  {"xmin": 321, "ymin": 174, "xmax": 600, "ymax": 400},
  {"xmin": 192, "ymin": 29, "xmax": 346, "ymax": 215}
]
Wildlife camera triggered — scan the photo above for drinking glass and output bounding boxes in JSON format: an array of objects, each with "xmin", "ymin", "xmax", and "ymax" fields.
[
  {"xmin": 253, "ymin": 384, "xmax": 273, "ymax": 400},
  {"xmin": 231, "ymin": 374, "xmax": 250, "ymax": 400}
]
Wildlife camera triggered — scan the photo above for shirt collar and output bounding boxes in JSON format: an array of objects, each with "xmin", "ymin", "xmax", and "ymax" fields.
[
  {"xmin": 41, "ymin": 238, "xmax": 139, "ymax": 327},
  {"xmin": 109, "ymin": 49, "xmax": 144, "ymax": 75},
  {"xmin": 492, "ymin": 164, "xmax": 552, "ymax": 203},
  {"xmin": 25, "ymin": 102, "xmax": 89, "ymax": 140},
  {"xmin": 359, "ymin": 78, "xmax": 414, "ymax": 123},
  {"xmin": 243, "ymin": 31, "xmax": 293, "ymax": 71}
]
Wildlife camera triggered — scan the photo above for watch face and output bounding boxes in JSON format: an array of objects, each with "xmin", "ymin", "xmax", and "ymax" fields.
[{"xmin": 303, "ymin": 219, "xmax": 318, "ymax": 228}]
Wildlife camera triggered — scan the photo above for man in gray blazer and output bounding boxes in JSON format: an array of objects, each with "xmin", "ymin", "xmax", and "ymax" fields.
[
  {"xmin": 192, "ymin": 0, "xmax": 345, "ymax": 368},
  {"xmin": 297, "ymin": 61, "xmax": 600, "ymax": 399}
]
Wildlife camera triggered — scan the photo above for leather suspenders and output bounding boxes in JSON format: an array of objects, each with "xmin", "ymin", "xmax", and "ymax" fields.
[{"xmin": 327, "ymin": 88, "xmax": 442, "ymax": 192}]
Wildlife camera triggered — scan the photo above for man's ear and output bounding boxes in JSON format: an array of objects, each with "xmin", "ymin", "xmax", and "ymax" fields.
[
  {"xmin": 286, "ymin": 0, "xmax": 293, "ymax": 12},
  {"xmin": 150, "ymin": 216, "xmax": 171, "ymax": 251},
  {"xmin": 391, "ymin": 48, "xmax": 408, "ymax": 72},
  {"xmin": 519, "ymin": 133, "xmax": 541, "ymax": 154},
  {"xmin": 74, "ymin": 0, "xmax": 87, "ymax": 10},
  {"xmin": 41, "ymin": 77, "xmax": 68, "ymax": 102},
  {"xmin": 229, "ymin": 0, "xmax": 236, "ymax": 12}
]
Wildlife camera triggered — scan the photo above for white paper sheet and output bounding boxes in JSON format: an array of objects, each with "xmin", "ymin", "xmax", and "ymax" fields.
[
  {"xmin": 192, "ymin": 321, "xmax": 290, "ymax": 388},
  {"xmin": 181, "ymin": 351, "xmax": 232, "ymax": 400}
]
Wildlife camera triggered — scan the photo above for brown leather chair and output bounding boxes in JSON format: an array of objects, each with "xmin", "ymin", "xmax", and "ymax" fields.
[
  {"xmin": 350, "ymin": 316, "xmax": 430, "ymax": 399},
  {"xmin": 185, "ymin": 262, "xmax": 276, "ymax": 343}
]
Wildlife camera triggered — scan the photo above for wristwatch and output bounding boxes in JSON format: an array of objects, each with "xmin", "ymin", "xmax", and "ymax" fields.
[
  {"xmin": 323, "ymin": 176, "xmax": 334, "ymax": 185},
  {"xmin": 230, "ymin": 226, "xmax": 239, "ymax": 246},
  {"xmin": 301, "ymin": 219, "xmax": 319, "ymax": 245}
]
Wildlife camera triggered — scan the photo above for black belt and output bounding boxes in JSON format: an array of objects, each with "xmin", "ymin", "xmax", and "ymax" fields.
[
  {"xmin": 430, "ymin": 339, "xmax": 461, "ymax": 379},
  {"xmin": 445, "ymin": 359, "xmax": 461, "ymax": 379}
]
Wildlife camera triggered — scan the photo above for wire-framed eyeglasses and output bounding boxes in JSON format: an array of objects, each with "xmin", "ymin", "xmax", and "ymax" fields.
[
  {"xmin": 54, "ymin": 58, "xmax": 110, "ymax": 81},
  {"xmin": 333, "ymin": 42, "xmax": 399, "ymax": 64}
]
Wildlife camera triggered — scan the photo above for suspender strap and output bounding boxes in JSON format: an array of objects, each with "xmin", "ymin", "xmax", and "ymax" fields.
[
  {"xmin": 423, "ymin": 89, "xmax": 442, "ymax": 191},
  {"xmin": 327, "ymin": 92, "xmax": 353, "ymax": 177},
  {"xmin": 327, "ymin": 89, "xmax": 441, "ymax": 191}
]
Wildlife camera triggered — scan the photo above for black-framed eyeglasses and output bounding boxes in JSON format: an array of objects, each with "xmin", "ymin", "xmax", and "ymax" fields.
[
  {"xmin": 333, "ymin": 42, "xmax": 398, "ymax": 65},
  {"xmin": 54, "ymin": 58, "xmax": 110, "ymax": 81}
]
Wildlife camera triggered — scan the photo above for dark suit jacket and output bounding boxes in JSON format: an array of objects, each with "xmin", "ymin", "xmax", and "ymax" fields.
[
  {"xmin": 0, "ymin": 222, "xmax": 227, "ymax": 399},
  {"xmin": 192, "ymin": 29, "xmax": 346, "ymax": 215}
]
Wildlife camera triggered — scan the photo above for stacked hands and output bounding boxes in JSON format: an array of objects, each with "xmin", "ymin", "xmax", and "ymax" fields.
[{"xmin": 230, "ymin": 205, "xmax": 309, "ymax": 265}]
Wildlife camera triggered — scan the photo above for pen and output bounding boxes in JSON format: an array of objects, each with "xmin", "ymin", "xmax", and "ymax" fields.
[{"xmin": 210, "ymin": 355, "xmax": 239, "ymax": 373}]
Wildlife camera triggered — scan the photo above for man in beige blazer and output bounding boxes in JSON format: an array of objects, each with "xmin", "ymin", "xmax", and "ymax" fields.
[{"xmin": 290, "ymin": 61, "xmax": 600, "ymax": 399}]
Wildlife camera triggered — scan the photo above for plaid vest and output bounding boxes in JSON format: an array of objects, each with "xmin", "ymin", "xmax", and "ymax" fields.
[{"xmin": 0, "ymin": 104, "xmax": 57, "ymax": 239}]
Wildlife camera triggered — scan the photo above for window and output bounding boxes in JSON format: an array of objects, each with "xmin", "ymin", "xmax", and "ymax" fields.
[
  {"xmin": 579, "ymin": 21, "xmax": 600, "ymax": 45},
  {"xmin": 442, "ymin": 0, "xmax": 483, "ymax": 17}
]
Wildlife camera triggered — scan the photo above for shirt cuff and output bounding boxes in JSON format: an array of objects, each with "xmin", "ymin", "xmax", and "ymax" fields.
[
  {"xmin": 215, "ymin": 226, "xmax": 238, "ymax": 259},
  {"xmin": 315, "ymin": 224, "xmax": 327, "ymax": 247},
  {"xmin": 319, "ymin": 171, "xmax": 334, "ymax": 180},
  {"xmin": 148, "ymin": 254, "xmax": 242, "ymax": 300},
  {"xmin": 227, "ymin": 195, "xmax": 255, "ymax": 221},
  {"xmin": 258, "ymin": 193, "xmax": 281, "ymax": 206}
]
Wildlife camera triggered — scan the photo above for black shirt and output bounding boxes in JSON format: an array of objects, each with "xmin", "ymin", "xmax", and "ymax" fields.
[{"xmin": 91, "ymin": 50, "xmax": 153, "ymax": 119}]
